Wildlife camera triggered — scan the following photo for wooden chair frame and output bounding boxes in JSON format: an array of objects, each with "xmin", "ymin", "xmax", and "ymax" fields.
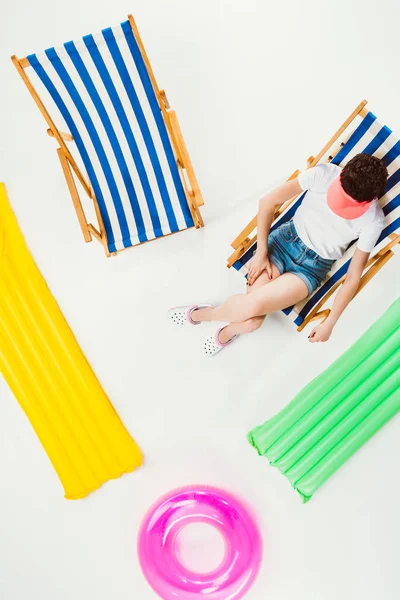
[
  {"xmin": 227, "ymin": 99, "xmax": 400, "ymax": 331},
  {"xmin": 11, "ymin": 14, "xmax": 204, "ymax": 257}
]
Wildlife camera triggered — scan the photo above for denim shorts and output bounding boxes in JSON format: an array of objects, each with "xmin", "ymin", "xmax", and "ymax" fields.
[{"xmin": 267, "ymin": 220, "xmax": 335, "ymax": 295}]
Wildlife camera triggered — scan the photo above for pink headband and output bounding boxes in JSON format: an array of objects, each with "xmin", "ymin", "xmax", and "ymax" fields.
[{"xmin": 327, "ymin": 176, "xmax": 372, "ymax": 219}]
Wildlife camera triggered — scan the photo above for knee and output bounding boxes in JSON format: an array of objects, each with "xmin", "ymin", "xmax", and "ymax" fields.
[
  {"xmin": 243, "ymin": 298, "xmax": 265, "ymax": 321},
  {"xmin": 242, "ymin": 316, "xmax": 265, "ymax": 334}
]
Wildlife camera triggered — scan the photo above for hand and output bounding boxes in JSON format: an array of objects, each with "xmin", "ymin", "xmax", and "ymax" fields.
[
  {"xmin": 248, "ymin": 250, "xmax": 273, "ymax": 286},
  {"xmin": 308, "ymin": 321, "xmax": 334, "ymax": 343}
]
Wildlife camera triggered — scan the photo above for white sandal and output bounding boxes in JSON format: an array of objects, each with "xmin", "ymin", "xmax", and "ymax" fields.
[
  {"xmin": 167, "ymin": 304, "xmax": 213, "ymax": 327},
  {"xmin": 203, "ymin": 326, "xmax": 238, "ymax": 357}
]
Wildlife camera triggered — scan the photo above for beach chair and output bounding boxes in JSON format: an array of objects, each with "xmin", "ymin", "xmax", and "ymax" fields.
[
  {"xmin": 12, "ymin": 15, "xmax": 204, "ymax": 256},
  {"xmin": 227, "ymin": 100, "xmax": 400, "ymax": 331}
]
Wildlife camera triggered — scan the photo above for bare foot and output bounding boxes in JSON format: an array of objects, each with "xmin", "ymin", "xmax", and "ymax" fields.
[
  {"xmin": 191, "ymin": 306, "xmax": 213, "ymax": 323},
  {"xmin": 218, "ymin": 326, "xmax": 235, "ymax": 345}
]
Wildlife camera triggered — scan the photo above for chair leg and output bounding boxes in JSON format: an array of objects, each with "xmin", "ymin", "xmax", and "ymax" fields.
[
  {"xmin": 166, "ymin": 109, "xmax": 205, "ymax": 229},
  {"xmin": 168, "ymin": 110, "xmax": 204, "ymax": 209},
  {"xmin": 87, "ymin": 185, "xmax": 111, "ymax": 256},
  {"xmin": 57, "ymin": 148, "xmax": 91, "ymax": 243},
  {"xmin": 177, "ymin": 163, "xmax": 204, "ymax": 229},
  {"xmin": 57, "ymin": 147, "xmax": 112, "ymax": 256}
]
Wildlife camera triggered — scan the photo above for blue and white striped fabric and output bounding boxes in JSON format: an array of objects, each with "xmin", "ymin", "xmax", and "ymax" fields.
[
  {"xmin": 28, "ymin": 20, "xmax": 194, "ymax": 252},
  {"xmin": 233, "ymin": 111, "xmax": 400, "ymax": 327}
]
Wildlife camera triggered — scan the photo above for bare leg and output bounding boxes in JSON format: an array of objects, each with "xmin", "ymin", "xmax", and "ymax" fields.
[
  {"xmin": 246, "ymin": 264, "xmax": 282, "ymax": 292},
  {"xmin": 193, "ymin": 272, "xmax": 309, "ymax": 324},
  {"xmin": 217, "ymin": 268, "xmax": 279, "ymax": 343},
  {"xmin": 217, "ymin": 316, "xmax": 265, "ymax": 343}
]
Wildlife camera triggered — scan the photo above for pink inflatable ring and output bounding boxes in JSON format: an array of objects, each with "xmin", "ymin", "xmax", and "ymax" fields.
[{"xmin": 138, "ymin": 485, "xmax": 262, "ymax": 600}]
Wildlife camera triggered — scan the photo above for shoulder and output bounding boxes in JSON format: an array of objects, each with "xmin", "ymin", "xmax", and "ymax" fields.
[
  {"xmin": 358, "ymin": 201, "xmax": 385, "ymax": 240},
  {"xmin": 298, "ymin": 163, "xmax": 341, "ymax": 191},
  {"xmin": 357, "ymin": 201, "xmax": 385, "ymax": 252},
  {"xmin": 363, "ymin": 200, "xmax": 385, "ymax": 226}
]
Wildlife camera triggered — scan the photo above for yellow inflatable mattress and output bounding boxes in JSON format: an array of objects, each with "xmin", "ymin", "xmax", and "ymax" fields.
[{"xmin": 0, "ymin": 184, "xmax": 142, "ymax": 499}]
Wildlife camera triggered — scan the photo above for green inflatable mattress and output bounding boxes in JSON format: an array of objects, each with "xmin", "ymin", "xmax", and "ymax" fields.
[{"xmin": 248, "ymin": 299, "xmax": 400, "ymax": 502}]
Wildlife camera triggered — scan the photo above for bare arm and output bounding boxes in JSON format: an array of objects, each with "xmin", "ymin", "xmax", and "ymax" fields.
[
  {"xmin": 309, "ymin": 248, "xmax": 369, "ymax": 343},
  {"xmin": 248, "ymin": 178, "xmax": 302, "ymax": 285}
]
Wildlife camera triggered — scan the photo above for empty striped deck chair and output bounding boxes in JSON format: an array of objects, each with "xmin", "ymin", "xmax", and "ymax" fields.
[
  {"xmin": 12, "ymin": 15, "xmax": 204, "ymax": 256},
  {"xmin": 227, "ymin": 100, "xmax": 400, "ymax": 331}
]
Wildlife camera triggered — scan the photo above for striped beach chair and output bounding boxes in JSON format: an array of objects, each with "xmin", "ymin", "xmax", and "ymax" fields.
[
  {"xmin": 12, "ymin": 15, "xmax": 204, "ymax": 256},
  {"xmin": 227, "ymin": 100, "xmax": 400, "ymax": 331}
]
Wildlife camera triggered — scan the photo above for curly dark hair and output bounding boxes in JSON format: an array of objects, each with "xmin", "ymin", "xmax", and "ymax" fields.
[{"xmin": 340, "ymin": 153, "xmax": 388, "ymax": 201}]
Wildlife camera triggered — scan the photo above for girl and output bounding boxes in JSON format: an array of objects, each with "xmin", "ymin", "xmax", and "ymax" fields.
[{"xmin": 169, "ymin": 153, "xmax": 388, "ymax": 356}]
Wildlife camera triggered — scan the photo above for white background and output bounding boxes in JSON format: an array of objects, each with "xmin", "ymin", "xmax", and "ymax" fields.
[{"xmin": 1, "ymin": 1, "xmax": 399, "ymax": 599}]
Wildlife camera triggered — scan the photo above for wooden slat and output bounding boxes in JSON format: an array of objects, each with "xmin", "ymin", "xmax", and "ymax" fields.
[
  {"xmin": 87, "ymin": 224, "xmax": 102, "ymax": 243},
  {"xmin": 308, "ymin": 309, "xmax": 331, "ymax": 325},
  {"xmin": 168, "ymin": 109, "xmax": 204, "ymax": 208},
  {"xmin": 48, "ymin": 128, "xmax": 73, "ymax": 142},
  {"xmin": 177, "ymin": 163, "xmax": 203, "ymax": 228},
  {"xmin": 159, "ymin": 90, "xmax": 170, "ymax": 109},
  {"xmin": 19, "ymin": 56, "xmax": 30, "ymax": 68},
  {"xmin": 87, "ymin": 184, "xmax": 110, "ymax": 256},
  {"xmin": 227, "ymin": 234, "xmax": 257, "ymax": 268},
  {"xmin": 57, "ymin": 148, "xmax": 92, "ymax": 243},
  {"xmin": 377, "ymin": 234, "xmax": 400, "ymax": 256},
  {"xmin": 159, "ymin": 106, "xmax": 184, "ymax": 165},
  {"xmin": 326, "ymin": 132, "xmax": 352, "ymax": 163},
  {"xmin": 308, "ymin": 99, "xmax": 368, "ymax": 167}
]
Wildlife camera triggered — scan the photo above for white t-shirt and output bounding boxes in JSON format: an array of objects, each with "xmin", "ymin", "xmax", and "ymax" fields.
[{"xmin": 294, "ymin": 164, "xmax": 384, "ymax": 260}]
